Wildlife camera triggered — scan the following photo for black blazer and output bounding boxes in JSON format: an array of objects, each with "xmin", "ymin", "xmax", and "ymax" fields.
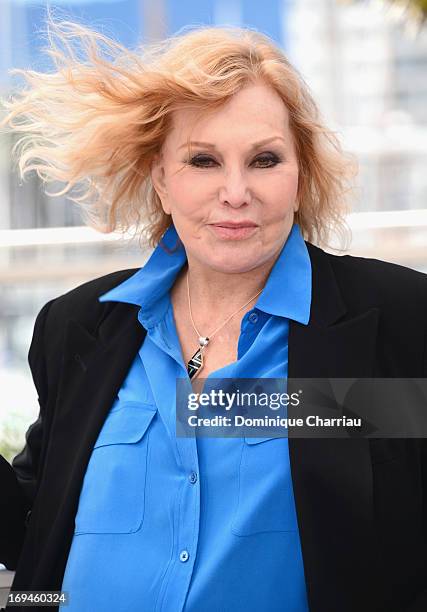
[{"xmin": 1, "ymin": 241, "xmax": 427, "ymax": 612}]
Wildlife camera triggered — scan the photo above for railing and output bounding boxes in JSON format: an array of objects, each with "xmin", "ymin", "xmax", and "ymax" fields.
[{"xmin": 0, "ymin": 210, "xmax": 426, "ymax": 283}]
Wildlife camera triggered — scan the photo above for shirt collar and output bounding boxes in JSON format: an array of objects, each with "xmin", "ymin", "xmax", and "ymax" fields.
[
  {"xmin": 98, "ymin": 224, "xmax": 187, "ymax": 327},
  {"xmin": 255, "ymin": 222, "xmax": 312, "ymax": 324},
  {"xmin": 98, "ymin": 222, "xmax": 312, "ymax": 327}
]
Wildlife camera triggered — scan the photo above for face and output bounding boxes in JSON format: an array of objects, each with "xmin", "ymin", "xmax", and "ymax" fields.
[{"xmin": 150, "ymin": 81, "xmax": 299, "ymax": 275}]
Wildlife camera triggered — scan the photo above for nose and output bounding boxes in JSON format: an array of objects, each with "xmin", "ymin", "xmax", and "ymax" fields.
[{"xmin": 218, "ymin": 168, "xmax": 251, "ymax": 208}]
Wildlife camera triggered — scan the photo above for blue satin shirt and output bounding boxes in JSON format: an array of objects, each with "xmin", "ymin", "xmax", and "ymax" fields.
[{"xmin": 60, "ymin": 222, "xmax": 312, "ymax": 611}]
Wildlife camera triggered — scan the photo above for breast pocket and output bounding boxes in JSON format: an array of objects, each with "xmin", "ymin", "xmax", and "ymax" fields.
[
  {"xmin": 231, "ymin": 436, "xmax": 299, "ymax": 536},
  {"xmin": 74, "ymin": 402, "xmax": 157, "ymax": 535}
]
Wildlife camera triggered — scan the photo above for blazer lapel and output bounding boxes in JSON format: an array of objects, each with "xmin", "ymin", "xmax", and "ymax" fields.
[{"xmin": 288, "ymin": 243, "xmax": 385, "ymax": 612}]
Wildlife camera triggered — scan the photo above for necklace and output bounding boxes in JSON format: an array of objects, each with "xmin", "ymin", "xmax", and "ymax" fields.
[{"xmin": 186, "ymin": 271, "xmax": 263, "ymax": 380}]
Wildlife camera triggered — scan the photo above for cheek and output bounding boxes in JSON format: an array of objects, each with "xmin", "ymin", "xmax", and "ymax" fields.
[
  {"xmin": 168, "ymin": 176, "xmax": 208, "ymax": 217},
  {"xmin": 278, "ymin": 168, "xmax": 299, "ymax": 197},
  {"xmin": 264, "ymin": 173, "xmax": 298, "ymax": 216}
]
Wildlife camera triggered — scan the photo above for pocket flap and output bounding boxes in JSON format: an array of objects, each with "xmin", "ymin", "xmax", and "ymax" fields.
[
  {"xmin": 94, "ymin": 402, "xmax": 157, "ymax": 448},
  {"xmin": 244, "ymin": 435, "xmax": 283, "ymax": 445}
]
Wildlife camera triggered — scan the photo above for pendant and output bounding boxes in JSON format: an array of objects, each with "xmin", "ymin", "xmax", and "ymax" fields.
[
  {"xmin": 187, "ymin": 347, "xmax": 204, "ymax": 380},
  {"xmin": 187, "ymin": 337, "xmax": 210, "ymax": 380}
]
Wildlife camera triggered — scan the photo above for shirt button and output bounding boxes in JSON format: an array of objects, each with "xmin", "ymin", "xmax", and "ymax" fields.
[
  {"xmin": 249, "ymin": 312, "xmax": 259, "ymax": 324},
  {"xmin": 189, "ymin": 471, "xmax": 198, "ymax": 484},
  {"xmin": 179, "ymin": 550, "xmax": 190, "ymax": 563}
]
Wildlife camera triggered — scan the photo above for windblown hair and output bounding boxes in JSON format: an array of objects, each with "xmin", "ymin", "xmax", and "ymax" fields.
[{"xmin": 0, "ymin": 12, "xmax": 356, "ymax": 249}]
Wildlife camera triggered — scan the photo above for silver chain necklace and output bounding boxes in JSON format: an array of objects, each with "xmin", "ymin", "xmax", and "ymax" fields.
[{"xmin": 186, "ymin": 271, "xmax": 263, "ymax": 380}]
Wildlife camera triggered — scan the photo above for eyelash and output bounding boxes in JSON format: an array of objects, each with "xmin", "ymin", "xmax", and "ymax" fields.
[{"xmin": 187, "ymin": 153, "xmax": 282, "ymax": 169}]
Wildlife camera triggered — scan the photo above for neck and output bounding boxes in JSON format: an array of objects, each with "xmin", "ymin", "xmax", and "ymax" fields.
[{"xmin": 181, "ymin": 253, "xmax": 279, "ymax": 324}]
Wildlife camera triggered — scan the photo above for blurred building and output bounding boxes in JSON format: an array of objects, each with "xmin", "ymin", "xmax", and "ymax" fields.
[{"xmin": 288, "ymin": 0, "xmax": 427, "ymax": 215}]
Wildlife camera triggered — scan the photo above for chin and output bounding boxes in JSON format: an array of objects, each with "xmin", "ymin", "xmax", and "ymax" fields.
[{"xmin": 205, "ymin": 253, "xmax": 263, "ymax": 275}]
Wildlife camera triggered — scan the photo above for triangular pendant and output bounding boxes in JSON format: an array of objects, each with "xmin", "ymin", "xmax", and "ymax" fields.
[{"xmin": 187, "ymin": 347, "xmax": 204, "ymax": 380}]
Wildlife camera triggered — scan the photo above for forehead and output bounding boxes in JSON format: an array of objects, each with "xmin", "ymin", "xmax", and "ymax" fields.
[{"xmin": 165, "ymin": 82, "xmax": 292, "ymax": 151}]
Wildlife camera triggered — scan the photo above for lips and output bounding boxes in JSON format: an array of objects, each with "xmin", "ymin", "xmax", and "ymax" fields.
[
  {"xmin": 208, "ymin": 223, "xmax": 258, "ymax": 240},
  {"xmin": 211, "ymin": 221, "xmax": 258, "ymax": 228}
]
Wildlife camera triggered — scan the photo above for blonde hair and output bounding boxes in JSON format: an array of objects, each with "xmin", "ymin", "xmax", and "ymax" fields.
[{"xmin": 1, "ymin": 12, "xmax": 356, "ymax": 249}]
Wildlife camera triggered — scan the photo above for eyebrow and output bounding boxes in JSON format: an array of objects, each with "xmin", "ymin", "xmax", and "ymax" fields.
[{"xmin": 178, "ymin": 136, "xmax": 287, "ymax": 151}]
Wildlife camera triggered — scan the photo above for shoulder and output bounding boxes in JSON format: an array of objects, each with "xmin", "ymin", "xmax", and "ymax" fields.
[
  {"xmin": 37, "ymin": 267, "xmax": 140, "ymax": 333},
  {"xmin": 307, "ymin": 242, "xmax": 427, "ymax": 301},
  {"xmin": 26, "ymin": 268, "xmax": 142, "ymax": 399},
  {"xmin": 306, "ymin": 243, "xmax": 427, "ymax": 346},
  {"xmin": 52, "ymin": 267, "xmax": 139, "ymax": 309}
]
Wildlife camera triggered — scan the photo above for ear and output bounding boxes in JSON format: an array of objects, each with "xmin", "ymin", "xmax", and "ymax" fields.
[{"xmin": 150, "ymin": 153, "xmax": 171, "ymax": 215}]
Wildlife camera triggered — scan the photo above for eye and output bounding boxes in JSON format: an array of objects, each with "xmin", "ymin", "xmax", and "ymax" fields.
[
  {"xmin": 187, "ymin": 152, "xmax": 282, "ymax": 168},
  {"xmin": 188, "ymin": 155, "xmax": 217, "ymax": 168},
  {"xmin": 253, "ymin": 154, "xmax": 281, "ymax": 168}
]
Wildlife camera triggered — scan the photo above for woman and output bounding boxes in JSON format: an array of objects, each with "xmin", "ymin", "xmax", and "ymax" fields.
[{"xmin": 0, "ymin": 17, "xmax": 426, "ymax": 612}]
